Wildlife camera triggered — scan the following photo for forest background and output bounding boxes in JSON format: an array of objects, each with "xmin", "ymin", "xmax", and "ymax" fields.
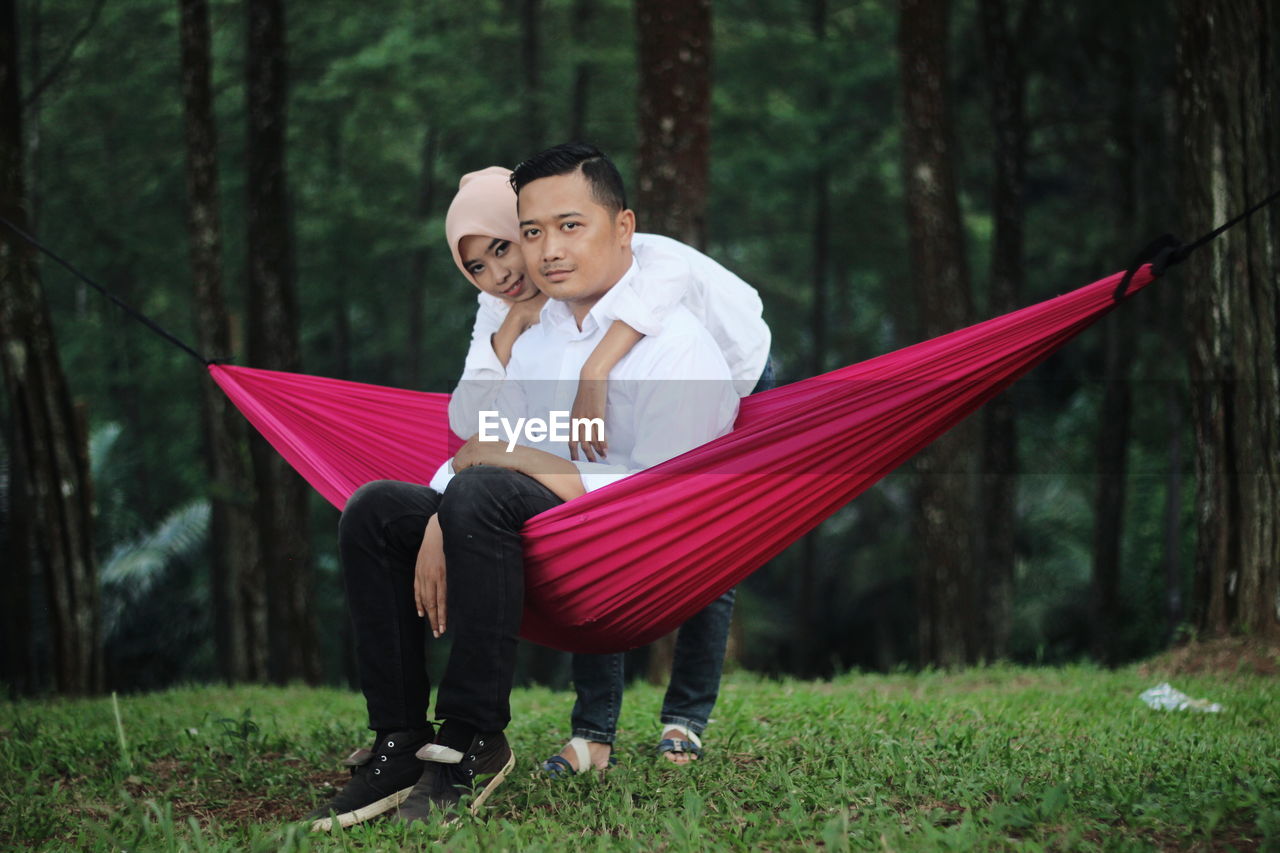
[{"xmin": 1, "ymin": 0, "xmax": 1276, "ymax": 697}]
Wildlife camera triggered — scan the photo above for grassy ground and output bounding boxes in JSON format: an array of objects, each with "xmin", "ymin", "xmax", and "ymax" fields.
[{"xmin": 2, "ymin": 663, "xmax": 1277, "ymax": 851}]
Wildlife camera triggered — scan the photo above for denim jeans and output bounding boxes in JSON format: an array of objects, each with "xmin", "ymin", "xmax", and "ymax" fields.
[
  {"xmin": 568, "ymin": 355, "xmax": 776, "ymax": 743},
  {"xmin": 339, "ymin": 468, "xmax": 561, "ymax": 734}
]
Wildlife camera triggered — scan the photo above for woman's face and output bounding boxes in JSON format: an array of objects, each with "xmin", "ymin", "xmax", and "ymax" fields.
[{"xmin": 458, "ymin": 234, "xmax": 539, "ymax": 302}]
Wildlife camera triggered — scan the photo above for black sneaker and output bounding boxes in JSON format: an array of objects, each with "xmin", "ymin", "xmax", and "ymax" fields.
[
  {"xmin": 307, "ymin": 727, "xmax": 434, "ymax": 831},
  {"xmin": 396, "ymin": 732, "xmax": 515, "ymax": 824}
]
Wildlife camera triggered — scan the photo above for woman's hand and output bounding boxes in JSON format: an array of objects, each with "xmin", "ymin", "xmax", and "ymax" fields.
[
  {"xmin": 414, "ymin": 514, "xmax": 448, "ymax": 638},
  {"xmin": 491, "ymin": 292, "xmax": 549, "ymax": 366},
  {"xmin": 567, "ymin": 375, "xmax": 608, "ymax": 462},
  {"xmin": 509, "ymin": 290, "xmax": 549, "ymax": 331}
]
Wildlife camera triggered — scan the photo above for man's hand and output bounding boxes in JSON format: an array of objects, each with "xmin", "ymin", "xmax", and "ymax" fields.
[
  {"xmin": 568, "ymin": 375, "xmax": 608, "ymax": 462},
  {"xmin": 414, "ymin": 514, "xmax": 447, "ymax": 638}
]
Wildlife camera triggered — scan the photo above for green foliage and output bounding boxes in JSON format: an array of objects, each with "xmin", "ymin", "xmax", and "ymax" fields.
[
  {"xmin": 14, "ymin": 0, "xmax": 1195, "ymax": 684},
  {"xmin": 3, "ymin": 669, "xmax": 1278, "ymax": 849},
  {"xmin": 99, "ymin": 500, "xmax": 210, "ymax": 638}
]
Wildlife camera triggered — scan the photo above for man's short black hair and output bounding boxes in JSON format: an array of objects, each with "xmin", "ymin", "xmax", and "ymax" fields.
[{"xmin": 510, "ymin": 142, "xmax": 628, "ymax": 215}]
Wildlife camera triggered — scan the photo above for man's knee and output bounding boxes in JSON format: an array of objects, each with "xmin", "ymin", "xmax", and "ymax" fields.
[
  {"xmin": 437, "ymin": 467, "xmax": 528, "ymax": 531},
  {"xmin": 339, "ymin": 479, "xmax": 401, "ymax": 546}
]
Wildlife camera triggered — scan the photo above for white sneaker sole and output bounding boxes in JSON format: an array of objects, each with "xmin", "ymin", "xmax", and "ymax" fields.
[
  {"xmin": 468, "ymin": 749, "xmax": 516, "ymax": 814},
  {"xmin": 309, "ymin": 784, "xmax": 414, "ymax": 831}
]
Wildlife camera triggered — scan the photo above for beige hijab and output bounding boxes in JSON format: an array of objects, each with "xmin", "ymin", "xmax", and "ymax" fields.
[{"xmin": 444, "ymin": 166, "xmax": 520, "ymax": 284}]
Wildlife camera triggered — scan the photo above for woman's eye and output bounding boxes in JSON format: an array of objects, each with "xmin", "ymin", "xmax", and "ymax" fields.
[
  {"xmin": 468, "ymin": 264, "xmax": 484, "ymax": 275},
  {"xmin": 494, "ymin": 242, "xmax": 508, "ymax": 257}
]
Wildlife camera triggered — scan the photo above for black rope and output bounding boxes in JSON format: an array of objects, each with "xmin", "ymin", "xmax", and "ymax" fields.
[
  {"xmin": 5, "ymin": 181, "xmax": 1280, "ymax": 356},
  {"xmin": 0, "ymin": 214, "xmax": 215, "ymax": 366},
  {"xmin": 1114, "ymin": 185, "xmax": 1280, "ymax": 301}
]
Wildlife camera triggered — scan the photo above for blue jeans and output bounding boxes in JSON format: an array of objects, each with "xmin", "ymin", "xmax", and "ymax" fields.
[{"xmin": 568, "ymin": 356, "xmax": 775, "ymax": 743}]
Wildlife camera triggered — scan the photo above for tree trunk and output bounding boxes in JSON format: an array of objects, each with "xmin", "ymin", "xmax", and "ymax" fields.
[
  {"xmin": 1178, "ymin": 0, "xmax": 1280, "ymax": 642},
  {"xmin": 1090, "ymin": 319, "xmax": 1132, "ymax": 664},
  {"xmin": 635, "ymin": 0, "xmax": 711, "ymax": 249},
  {"xmin": 178, "ymin": 0, "xmax": 266, "ymax": 683},
  {"xmin": 407, "ymin": 126, "xmax": 437, "ymax": 391},
  {"xmin": 568, "ymin": 0, "xmax": 595, "ymax": 140},
  {"xmin": 1162, "ymin": 372, "xmax": 1185, "ymax": 643},
  {"xmin": 636, "ymin": 0, "xmax": 713, "ymax": 683},
  {"xmin": 977, "ymin": 0, "xmax": 1034, "ymax": 662},
  {"xmin": 246, "ymin": 0, "xmax": 318, "ymax": 682},
  {"xmin": 792, "ymin": 0, "xmax": 831, "ymax": 678},
  {"xmin": 1089, "ymin": 2, "xmax": 1141, "ymax": 665},
  {"xmin": 521, "ymin": 0, "xmax": 543, "ymax": 149},
  {"xmin": 0, "ymin": 0, "xmax": 101, "ymax": 694},
  {"xmin": 899, "ymin": 0, "xmax": 979, "ymax": 667}
]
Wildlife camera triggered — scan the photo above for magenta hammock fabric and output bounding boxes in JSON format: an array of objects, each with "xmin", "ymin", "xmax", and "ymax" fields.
[{"xmin": 210, "ymin": 265, "xmax": 1156, "ymax": 653}]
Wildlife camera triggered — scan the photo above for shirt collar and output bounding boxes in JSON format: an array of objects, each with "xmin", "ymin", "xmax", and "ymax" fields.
[{"xmin": 541, "ymin": 259, "xmax": 640, "ymax": 337}]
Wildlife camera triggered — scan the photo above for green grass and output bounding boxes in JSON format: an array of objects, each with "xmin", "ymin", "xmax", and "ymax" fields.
[{"xmin": 2, "ymin": 666, "xmax": 1277, "ymax": 851}]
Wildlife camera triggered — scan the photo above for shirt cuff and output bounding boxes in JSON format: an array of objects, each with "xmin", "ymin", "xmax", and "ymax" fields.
[
  {"xmin": 428, "ymin": 459, "xmax": 455, "ymax": 493},
  {"xmin": 572, "ymin": 460, "xmax": 635, "ymax": 493}
]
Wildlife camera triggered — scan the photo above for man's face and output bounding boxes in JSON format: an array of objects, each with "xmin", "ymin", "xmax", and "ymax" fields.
[
  {"xmin": 517, "ymin": 170, "xmax": 634, "ymax": 320},
  {"xmin": 457, "ymin": 234, "xmax": 539, "ymax": 302}
]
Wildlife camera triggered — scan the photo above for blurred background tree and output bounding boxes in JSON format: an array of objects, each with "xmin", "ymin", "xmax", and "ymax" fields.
[{"xmin": 1, "ymin": 0, "xmax": 1274, "ymax": 695}]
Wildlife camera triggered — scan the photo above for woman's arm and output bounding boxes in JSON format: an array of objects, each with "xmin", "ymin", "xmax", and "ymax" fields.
[{"xmin": 568, "ymin": 320, "xmax": 645, "ymax": 462}]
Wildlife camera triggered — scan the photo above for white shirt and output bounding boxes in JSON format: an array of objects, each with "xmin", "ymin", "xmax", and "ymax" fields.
[
  {"xmin": 430, "ymin": 260, "xmax": 740, "ymax": 494},
  {"xmin": 447, "ymin": 232, "xmax": 769, "ymax": 439}
]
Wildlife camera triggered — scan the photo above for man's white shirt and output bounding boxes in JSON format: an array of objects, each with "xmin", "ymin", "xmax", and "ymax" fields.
[
  {"xmin": 447, "ymin": 232, "xmax": 769, "ymax": 439},
  {"xmin": 430, "ymin": 260, "xmax": 740, "ymax": 494}
]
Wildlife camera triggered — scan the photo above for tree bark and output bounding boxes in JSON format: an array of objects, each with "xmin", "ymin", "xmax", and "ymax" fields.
[
  {"xmin": 899, "ymin": 0, "xmax": 979, "ymax": 667},
  {"xmin": 0, "ymin": 0, "xmax": 101, "ymax": 694},
  {"xmin": 635, "ymin": 0, "xmax": 711, "ymax": 249},
  {"xmin": 636, "ymin": 0, "xmax": 714, "ymax": 682},
  {"xmin": 1178, "ymin": 0, "xmax": 1280, "ymax": 642},
  {"xmin": 178, "ymin": 0, "xmax": 266, "ymax": 683},
  {"xmin": 246, "ymin": 0, "xmax": 318, "ymax": 682}
]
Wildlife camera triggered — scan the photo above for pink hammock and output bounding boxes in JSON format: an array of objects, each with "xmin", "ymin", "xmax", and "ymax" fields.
[{"xmin": 210, "ymin": 266, "xmax": 1156, "ymax": 653}]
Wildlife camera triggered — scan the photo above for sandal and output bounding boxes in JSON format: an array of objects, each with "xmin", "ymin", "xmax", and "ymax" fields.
[
  {"xmin": 540, "ymin": 737, "xmax": 616, "ymax": 777},
  {"xmin": 658, "ymin": 724, "xmax": 702, "ymax": 763}
]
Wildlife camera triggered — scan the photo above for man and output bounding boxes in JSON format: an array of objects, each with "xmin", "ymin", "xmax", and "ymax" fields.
[
  {"xmin": 307, "ymin": 143, "xmax": 739, "ymax": 829},
  {"xmin": 443, "ymin": 158, "xmax": 772, "ymax": 775}
]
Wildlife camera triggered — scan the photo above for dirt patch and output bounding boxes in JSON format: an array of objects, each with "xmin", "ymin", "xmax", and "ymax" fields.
[{"xmin": 1139, "ymin": 637, "xmax": 1280, "ymax": 678}]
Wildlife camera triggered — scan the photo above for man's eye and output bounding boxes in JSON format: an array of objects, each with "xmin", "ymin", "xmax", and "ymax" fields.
[
  {"xmin": 523, "ymin": 228, "xmax": 540, "ymax": 238},
  {"xmin": 562, "ymin": 222, "xmax": 579, "ymax": 231}
]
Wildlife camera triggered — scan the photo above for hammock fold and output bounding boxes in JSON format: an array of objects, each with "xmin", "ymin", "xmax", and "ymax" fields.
[{"xmin": 210, "ymin": 265, "xmax": 1156, "ymax": 653}]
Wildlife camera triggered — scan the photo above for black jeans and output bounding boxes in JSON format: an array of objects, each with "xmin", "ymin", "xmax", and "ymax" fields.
[{"xmin": 338, "ymin": 467, "xmax": 562, "ymax": 734}]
